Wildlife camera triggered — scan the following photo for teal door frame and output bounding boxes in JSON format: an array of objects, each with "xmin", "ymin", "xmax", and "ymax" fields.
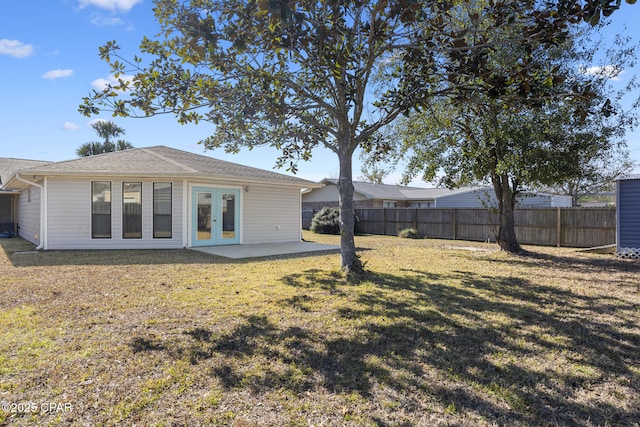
[{"xmin": 191, "ymin": 186, "xmax": 240, "ymax": 246}]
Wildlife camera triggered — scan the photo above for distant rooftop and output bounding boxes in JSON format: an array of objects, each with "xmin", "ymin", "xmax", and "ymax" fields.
[{"xmin": 320, "ymin": 178, "xmax": 490, "ymax": 201}]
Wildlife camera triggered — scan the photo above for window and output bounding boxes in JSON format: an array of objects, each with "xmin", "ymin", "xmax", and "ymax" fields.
[
  {"xmin": 123, "ymin": 182, "xmax": 142, "ymax": 239},
  {"xmin": 153, "ymin": 183, "xmax": 172, "ymax": 238},
  {"xmin": 410, "ymin": 201, "xmax": 433, "ymax": 208},
  {"xmin": 383, "ymin": 201, "xmax": 397, "ymax": 208},
  {"xmin": 92, "ymin": 181, "xmax": 111, "ymax": 238}
]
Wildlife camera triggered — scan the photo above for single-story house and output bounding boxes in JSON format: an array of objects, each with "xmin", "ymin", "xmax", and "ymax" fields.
[
  {"xmin": 0, "ymin": 146, "xmax": 320, "ymax": 250},
  {"xmin": 616, "ymin": 174, "xmax": 640, "ymax": 258},
  {"xmin": 302, "ymin": 178, "xmax": 572, "ymax": 210}
]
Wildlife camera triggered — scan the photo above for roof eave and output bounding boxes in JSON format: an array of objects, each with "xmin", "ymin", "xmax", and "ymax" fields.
[
  {"xmin": 5, "ymin": 170, "xmax": 322, "ymax": 189},
  {"xmin": 2, "ymin": 175, "xmax": 26, "ymax": 191}
]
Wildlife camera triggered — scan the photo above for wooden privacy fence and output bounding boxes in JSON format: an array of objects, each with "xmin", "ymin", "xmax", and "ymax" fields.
[
  {"xmin": 303, "ymin": 208, "xmax": 616, "ymax": 248},
  {"xmin": 302, "ymin": 209, "xmax": 316, "ymax": 231}
]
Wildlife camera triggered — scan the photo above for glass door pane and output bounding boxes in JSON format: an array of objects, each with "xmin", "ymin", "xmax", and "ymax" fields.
[
  {"xmin": 196, "ymin": 192, "xmax": 212, "ymax": 241},
  {"xmin": 221, "ymin": 193, "xmax": 236, "ymax": 240}
]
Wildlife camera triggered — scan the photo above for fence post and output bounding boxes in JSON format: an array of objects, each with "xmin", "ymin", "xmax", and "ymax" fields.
[
  {"xmin": 382, "ymin": 207, "xmax": 386, "ymax": 235},
  {"xmin": 414, "ymin": 208, "xmax": 418, "ymax": 230},
  {"xmin": 452, "ymin": 208, "xmax": 457, "ymax": 240},
  {"xmin": 556, "ymin": 207, "xmax": 561, "ymax": 247}
]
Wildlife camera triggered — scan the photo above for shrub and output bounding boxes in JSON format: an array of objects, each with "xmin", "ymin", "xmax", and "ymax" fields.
[
  {"xmin": 310, "ymin": 207, "xmax": 360, "ymax": 235},
  {"xmin": 398, "ymin": 228, "xmax": 422, "ymax": 239},
  {"xmin": 310, "ymin": 207, "xmax": 341, "ymax": 234}
]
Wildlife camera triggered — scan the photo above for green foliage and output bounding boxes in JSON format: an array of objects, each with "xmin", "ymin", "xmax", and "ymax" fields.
[
  {"xmin": 309, "ymin": 207, "xmax": 361, "ymax": 235},
  {"xmin": 310, "ymin": 207, "xmax": 341, "ymax": 235},
  {"xmin": 371, "ymin": 11, "xmax": 639, "ymax": 253},
  {"xmin": 76, "ymin": 120, "xmax": 133, "ymax": 157},
  {"xmin": 358, "ymin": 161, "xmax": 390, "ymax": 184},
  {"xmin": 398, "ymin": 228, "xmax": 422, "ymax": 239}
]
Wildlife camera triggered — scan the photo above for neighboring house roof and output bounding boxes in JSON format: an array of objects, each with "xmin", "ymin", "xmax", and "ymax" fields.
[
  {"xmin": 397, "ymin": 186, "xmax": 490, "ymax": 200},
  {"xmin": 618, "ymin": 174, "xmax": 640, "ymax": 181},
  {"xmin": 3, "ymin": 146, "xmax": 320, "ymax": 190},
  {"xmin": 318, "ymin": 178, "xmax": 489, "ymax": 201},
  {"xmin": 320, "ymin": 179, "xmax": 419, "ymax": 200},
  {"xmin": 0, "ymin": 158, "xmax": 50, "ymax": 189}
]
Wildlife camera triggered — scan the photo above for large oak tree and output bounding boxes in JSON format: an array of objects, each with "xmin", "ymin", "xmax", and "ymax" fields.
[{"xmin": 371, "ymin": 12, "xmax": 638, "ymax": 253}]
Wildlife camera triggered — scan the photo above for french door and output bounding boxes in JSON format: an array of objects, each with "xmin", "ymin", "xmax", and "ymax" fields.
[{"xmin": 192, "ymin": 187, "xmax": 240, "ymax": 246}]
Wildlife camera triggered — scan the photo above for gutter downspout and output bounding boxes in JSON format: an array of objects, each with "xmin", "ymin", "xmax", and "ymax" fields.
[
  {"xmin": 183, "ymin": 179, "xmax": 188, "ymax": 248},
  {"xmin": 14, "ymin": 173, "xmax": 45, "ymax": 250}
]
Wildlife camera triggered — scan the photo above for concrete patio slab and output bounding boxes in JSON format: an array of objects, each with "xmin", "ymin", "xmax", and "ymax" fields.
[{"xmin": 191, "ymin": 241, "xmax": 340, "ymax": 259}]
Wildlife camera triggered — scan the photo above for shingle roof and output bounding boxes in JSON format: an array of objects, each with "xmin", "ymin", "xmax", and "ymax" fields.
[
  {"xmin": 0, "ymin": 158, "xmax": 50, "ymax": 189},
  {"xmin": 4, "ymin": 146, "xmax": 319, "ymax": 188},
  {"xmin": 397, "ymin": 186, "xmax": 488, "ymax": 199}
]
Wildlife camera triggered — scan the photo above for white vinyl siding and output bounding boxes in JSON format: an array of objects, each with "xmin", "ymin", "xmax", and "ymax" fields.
[
  {"xmin": 17, "ymin": 185, "xmax": 40, "ymax": 245},
  {"xmin": 38, "ymin": 177, "xmax": 303, "ymax": 249},
  {"xmin": 45, "ymin": 178, "xmax": 184, "ymax": 249},
  {"xmin": 242, "ymin": 184, "xmax": 302, "ymax": 244}
]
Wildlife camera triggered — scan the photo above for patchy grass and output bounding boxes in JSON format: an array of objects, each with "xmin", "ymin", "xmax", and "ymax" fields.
[{"xmin": 1, "ymin": 233, "xmax": 639, "ymax": 426}]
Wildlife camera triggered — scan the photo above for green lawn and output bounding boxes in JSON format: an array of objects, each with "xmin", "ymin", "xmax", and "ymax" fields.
[{"xmin": 1, "ymin": 232, "xmax": 639, "ymax": 426}]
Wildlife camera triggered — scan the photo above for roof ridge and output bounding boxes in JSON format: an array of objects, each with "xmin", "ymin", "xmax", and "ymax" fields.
[
  {"xmin": 140, "ymin": 147, "xmax": 199, "ymax": 173},
  {"xmin": 0, "ymin": 157, "xmax": 50, "ymax": 163}
]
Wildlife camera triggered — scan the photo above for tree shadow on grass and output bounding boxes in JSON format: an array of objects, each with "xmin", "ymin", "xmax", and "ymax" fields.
[
  {"xmin": 489, "ymin": 249, "xmax": 640, "ymax": 275},
  {"xmin": 366, "ymin": 268, "xmax": 640, "ymax": 425},
  {"xmin": 129, "ymin": 267, "xmax": 640, "ymax": 426}
]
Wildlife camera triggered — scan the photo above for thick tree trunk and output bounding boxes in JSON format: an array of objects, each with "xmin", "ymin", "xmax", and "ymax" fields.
[
  {"xmin": 337, "ymin": 148, "xmax": 364, "ymax": 279},
  {"xmin": 492, "ymin": 173, "xmax": 522, "ymax": 254}
]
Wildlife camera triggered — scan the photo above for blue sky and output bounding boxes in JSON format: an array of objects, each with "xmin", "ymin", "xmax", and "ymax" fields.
[{"xmin": 2, "ymin": 0, "xmax": 640, "ymax": 186}]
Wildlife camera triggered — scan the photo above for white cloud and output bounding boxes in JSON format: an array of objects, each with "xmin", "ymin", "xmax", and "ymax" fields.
[
  {"xmin": 91, "ymin": 77, "xmax": 111, "ymax": 91},
  {"xmin": 91, "ymin": 74, "xmax": 134, "ymax": 91},
  {"xmin": 41, "ymin": 69, "xmax": 74, "ymax": 80},
  {"xmin": 581, "ymin": 65, "xmax": 625, "ymax": 81},
  {"xmin": 78, "ymin": 0, "xmax": 142, "ymax": 12},
  {"xmin": 0, "ymin": 39, "xmax": 34, "ymax": 58},
  {"xmin": 90, "ymin": 14, "xmax": 124, "ymax": 27},
  {"xmin": 62, "ymin": 122, "xmax": 79, "ymax": 131}
]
